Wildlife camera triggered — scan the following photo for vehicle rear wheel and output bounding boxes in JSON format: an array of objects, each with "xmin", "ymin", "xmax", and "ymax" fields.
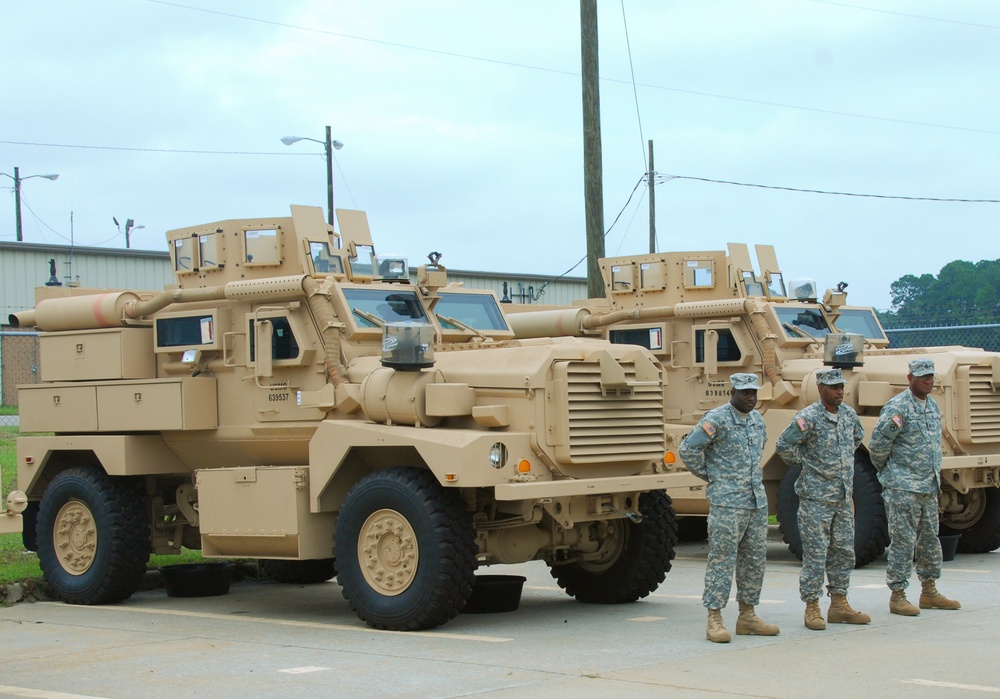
[
  {"xmin": 777, "ymin": 453, "xmax": 889, "ymax": 568},
  {"xmin": 259, "ymin": 558, "xmax": 337, "ymax": 584},
  {"xmin": 940, "ymin": 487, "xmax": 1000, "ymax": 553},
  {"xmin": 335, "ymin": 467, "xmax": 476, "ymax": 630},
  {"xmin": 548, "ymin": 491, "xmax": 677, "ymax": 603},
  {"xmin": 36, "ymin": 466, "xmax": 150, "ymax": 604}
]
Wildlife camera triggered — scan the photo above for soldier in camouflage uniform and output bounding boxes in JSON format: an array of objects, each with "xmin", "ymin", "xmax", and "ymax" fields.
[
  {"xmin": 776, "ymin": 368, "xmax": 870, "ymax": 631},
  {"xmin": 679, "ymin": 373, "xmax": 779, "ymax": 643},
  {"xmin": 868, "ymin": 357, "xmax": 960, "ymax": 615}
]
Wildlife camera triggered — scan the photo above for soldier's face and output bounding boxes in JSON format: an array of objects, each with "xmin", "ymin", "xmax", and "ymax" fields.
[
  {"xmin": 908, "ymin": 373, "xmax": 934, "ymax": 399},
  {"xmin": 818, "ymin": 383, "xmax": 844, "ymax": 411},
  {"xmin": 730, "ymin": 389, "xmax": 758, "ymax": 413}
]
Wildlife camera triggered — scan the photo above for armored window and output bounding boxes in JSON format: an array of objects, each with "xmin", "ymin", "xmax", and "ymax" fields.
[
  {"xmin": 243, "ymin": 228, "xmax": 282, "ymax": 267},
  {"xmin": 610, "ymin": 326, "xmax": 664, "ymax": 352},
  {"xmin": 172, "ymin": 236, "xmax": 198, "ymax": 273},
  {"xmin": 343, "ymin": 288, "xmax": 428, "ymax": 328},
  {"xmin": 249, "ymin": 316, "xmax": 300, "ymax": 361},
  {"xmin": 156, "ymin": 314, "xmax": 216, "ymax": 348},
  {"xmin": 309, "ymin": 241, "xmax": 344, "ymax": 275},
  {"xmin": 834, "ymin": 308, "xmax": 887, "ymax": 341},
  {"xmin": 437, "ymin": 292, "xmax": 509, "ymax": 332},
  {"xmin": 775, "ymin": 306, "xmax": 831, "ymax": 340},
  {"xmin": 695, "ymin": 329, "xmax": 743, "ymax": 363}
]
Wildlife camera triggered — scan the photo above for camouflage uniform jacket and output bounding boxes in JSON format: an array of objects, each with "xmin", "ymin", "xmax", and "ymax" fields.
[
  {"xmin": 679, "ymin": 403, "xmax": 767, "ymax": 509},
  {"xmin": 775, "ymin": 401, "xmax": 863, "ymax": 503},
  {"xmin": 868, "ymin": 389, "xmax": 942, "ymax": 494}
]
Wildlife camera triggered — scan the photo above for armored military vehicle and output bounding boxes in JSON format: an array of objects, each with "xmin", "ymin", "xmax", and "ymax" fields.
[
  {"xmin": 506, "ymin": 243, "xmax": 1000, "ymax": 567},
  {"xmin": 4, "ymin": 205, "xmax": 678, "ymax": 630}
]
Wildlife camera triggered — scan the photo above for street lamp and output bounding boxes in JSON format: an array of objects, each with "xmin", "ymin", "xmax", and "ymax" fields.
[
  {"xmin": 281, "ymin": 125, "xmax": 343, "ymax": 227},
  {"xmin": 1, "ymin": 167, "xmax": 60, "ymax": 241},
  {"xmin": 113, "ymin": 217, "xmax": 145, "ymax": 249}
]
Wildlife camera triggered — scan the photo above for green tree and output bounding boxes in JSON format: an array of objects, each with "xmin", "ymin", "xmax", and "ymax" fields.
[{"xmin": 886, "ymin": 259, "xmax": 1000, "ymax": 325}]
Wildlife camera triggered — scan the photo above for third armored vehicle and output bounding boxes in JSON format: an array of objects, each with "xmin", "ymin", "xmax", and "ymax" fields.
[{"xmin": 507, "ymin": 243, "xmax": 1000, "ymax": 566}]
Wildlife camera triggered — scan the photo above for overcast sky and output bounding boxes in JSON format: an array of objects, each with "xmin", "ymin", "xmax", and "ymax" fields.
[{"xmin": 3, "ymin": 0, "xmax": 999, "ymax": 310}]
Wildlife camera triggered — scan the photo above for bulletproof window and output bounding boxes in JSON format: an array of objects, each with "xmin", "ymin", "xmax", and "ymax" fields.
[
  {"xmin": 172, "ymin": 236, "xmax": 198, "ymax": 273},
  {"xmin": 775, "ymin": 306, "xmax": 831, "ymax": 339},
  {"xmin": 309, "ymin": 241, "xmax": 344, "ymax": 275},
  {"xmin": 156, "ymin": 314, "xmax": 217, "ymax": 348},
  {"xmin": 695, "ymin": 328, "xmax": 742, "ymax": 363},
  {"xmin": 343, "ymin": 287, "xmax": 427, "ymax": 328},
  {"xmin": 249, "ymin": 316, "xmax": 300, "ymax": 361},
  {"xmin": 834, "ymin": 308, "xmax": 887, "ymax": 341},
  {"xmin": 436, "ymin": 292, "xmax": 509, "ymax": 332},
  {"xmin": 610, "ymin": 326, "xmax": 664, "ymax": 351},
  {"xmin": 244, "ymin": 228, "xmax": 282, "ymax": 267}
]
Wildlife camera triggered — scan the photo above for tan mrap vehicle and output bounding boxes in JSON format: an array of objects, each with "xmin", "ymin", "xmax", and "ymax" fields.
[
  {"xmin": 3, "ymin": 205, "xmax": 679, "ymax": 630},
  {"xmin": 506, "ymin": 243, "xmax": 1000, "ymax": 567}
]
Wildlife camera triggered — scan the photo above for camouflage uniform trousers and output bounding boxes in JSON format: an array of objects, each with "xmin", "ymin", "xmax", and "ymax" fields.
[
  {"xmin": 703, "ymin": 504, "xmax": 769, "ymax": 609},
  {"xmin": 884, "ymin": 488, "xmax": 942, "ymax": 590},
  {"xmin": 798, "ymin": 496, "xmax": 855, "ymax": 601}
]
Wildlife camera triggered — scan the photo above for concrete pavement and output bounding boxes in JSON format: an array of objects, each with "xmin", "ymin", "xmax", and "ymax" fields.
[{"xmin": 0, "ymin": 529, "xmax": 996, "ymax": 698}]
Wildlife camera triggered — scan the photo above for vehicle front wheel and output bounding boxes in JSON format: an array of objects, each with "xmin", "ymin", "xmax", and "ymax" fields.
[
  {"xmin": 548, "ymin": 490, "xmax": 677, "ymax": 603},
  {"xmin": 777, "ymin": 453, "xmax": 889, "ymax": 568},
  {"xmin": 36, "ymin": 466, "xmax": 150, "ymax": 604},
  {"xmin": 335, "ymin": 468, "xmax": 476, "ymax": 631}
]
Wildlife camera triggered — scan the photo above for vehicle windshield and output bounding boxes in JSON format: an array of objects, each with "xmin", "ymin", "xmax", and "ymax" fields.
[
  {"xmin": 436, "ymin": 292, "xmax": 510, "ymax": 332},
  {"xmin": 774, "ymin": 306, "xmax": 831, "ymax": 339},
  {"xmin": 833, "ymin": 308, "xmax": 887, "ymax": 341},
  {"xmin": 343, "ymin": 288, "xmax": 428, "ymax": 327}
]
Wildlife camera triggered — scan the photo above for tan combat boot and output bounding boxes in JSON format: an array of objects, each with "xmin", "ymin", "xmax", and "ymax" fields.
[
  {"xmin": 804, "ymin": 599, "xmax": 826, "ymax": 630},
  {"xmin": 889, "ymin": 589, "xmax": 920, "ymax": 616},
  {"xmin": 736, "ymin": 602, "xmax": 780, "ymax": 636},
  {"xmin": 706, "ymin": 608, "xmax": 731, "ymax": 643},
  {"xmin": 828, "ymin": 594, "xmax": 871, "ymax": 625},
  {"xmin": 919, "ymin": 580, "xmax": 961, "ymax": 610}
]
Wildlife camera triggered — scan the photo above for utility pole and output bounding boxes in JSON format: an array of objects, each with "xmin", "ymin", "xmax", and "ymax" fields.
[
  {"xmin": 648, "ymin": 140, "xmax": 656, "ymax": 253},
  {"xmin": 580, "ymin": 0, "xmax": 605, "ymax": 299}
]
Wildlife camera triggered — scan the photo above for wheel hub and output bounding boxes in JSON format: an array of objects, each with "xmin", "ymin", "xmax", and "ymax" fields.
[
  {"xmin": 54, "ymin": 499, "xmax": 97, "ymax": 575},
  {"xmin": 358, "ymin": 508, "xmax": 418, "ymax": 596}
]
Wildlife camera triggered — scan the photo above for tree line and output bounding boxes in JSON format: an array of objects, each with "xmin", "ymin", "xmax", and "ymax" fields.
[{"xmin": 878, "ymin": 258, "xmax": 1000, "ymax": 328}]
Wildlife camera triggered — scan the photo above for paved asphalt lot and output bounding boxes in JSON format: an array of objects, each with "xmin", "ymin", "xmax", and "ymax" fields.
[{"xmin": 1, "ymin": 528, "xmax": 997, "ymax": 699}]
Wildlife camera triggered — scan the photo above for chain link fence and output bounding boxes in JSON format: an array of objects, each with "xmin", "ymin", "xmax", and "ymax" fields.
[
  {"xmin": 0, "ymin": 330, "xmax": 39, "ymax": 428},
  {"xmin": 883, "ymin": 324, "xmax": 1000, "ymax": 353}
]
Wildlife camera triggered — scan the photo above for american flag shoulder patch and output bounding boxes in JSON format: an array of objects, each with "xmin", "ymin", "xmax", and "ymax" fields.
[
  {"xmin": 891, "ymin": 415, "xmax": 904, "ymax": 428},
  {"xmin": 702, "ymin": 422, "xmax": 716, "ymax": 437},
  {"xmin": 796, "ymin": 417, "xmax": 808, "ymax": 432}
]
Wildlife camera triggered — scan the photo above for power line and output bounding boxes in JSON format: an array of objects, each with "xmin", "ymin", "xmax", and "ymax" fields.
[
  {"xmin": 0, "ymin": 139, "xmax": 315, "ymax": 156},
  {"xmin": 808, "ymin": 1, "xmax": 1000, "ymax": 31},
  {"xmin": 146, "ymin": 0, "xmax": 1000, "ymax": 139},
  {"xmin": 654, "ymin": 174, "xmax": 1000, "ymax": 203}
]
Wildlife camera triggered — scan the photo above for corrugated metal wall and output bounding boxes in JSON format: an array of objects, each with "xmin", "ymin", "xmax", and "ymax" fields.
[{"xmin": 0, "ymin": 242, "xmax": 174, "ymax": 320}]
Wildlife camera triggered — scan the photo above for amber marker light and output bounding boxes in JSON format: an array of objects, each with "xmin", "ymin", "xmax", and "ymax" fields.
[
  {"xmin": 517, "ymin": 459, "xmax": 531, "ymax": 473},
  {"xmin": 445, "ymin": 473, "xmax": 458, "ymax": 482},
  {"xmin": 663, "ymin": 452, "xmax": 676, "ymax": 465}
]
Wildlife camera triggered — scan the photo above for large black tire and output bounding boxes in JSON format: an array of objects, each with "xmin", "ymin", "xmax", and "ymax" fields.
[
  {"xmin": 777, "ymin": 453, "xmax": 889, "ymax": 568},
  {"xmin": 21, "ymin": 500, "xmax": 39, "ymax": 552},
  {"xmin": 36, "ymin": 467, "xmax": 150, "ymax": 604},
  {"xmin": 548, "ymin": 490, "xmax": 677, "ymax": 603},
  {"xmin": 940, "ymin": 487, "xmax": 1000, "ymax": 554},
  {"xmin": 335, "ymin": 468, "xmax": 477, "ymax": 631},
  {"xmin": 260, "ymin": 558, "xmax": 337, "ymax": 584}
]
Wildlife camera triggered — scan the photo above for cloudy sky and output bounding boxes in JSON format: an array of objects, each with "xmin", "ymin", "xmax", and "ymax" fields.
[{"xmin": 3, "ymin": 0, "xmax": 998, "ymax": 310}]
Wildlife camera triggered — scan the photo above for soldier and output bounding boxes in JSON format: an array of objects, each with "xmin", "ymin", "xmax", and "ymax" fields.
[
  {"xmin": 679, "ymin": 373, "xmax": 779, "ymax": 643},
  {"xmin": 868, "ymin": 357, "xmax": 961, "ymax": 615},
  {"xmin": 776, "ymin": 368, "xmax": 870, "ymax": 631}
]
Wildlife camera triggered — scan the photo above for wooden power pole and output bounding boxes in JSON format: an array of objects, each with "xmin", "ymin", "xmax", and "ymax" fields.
[
  {"xmin": 580, "ymin": 0, "xmax": 605, "ymax": 299},
  {"xmin": 648, "ymin": 139, "xmax": 656, "ymax": 253}
]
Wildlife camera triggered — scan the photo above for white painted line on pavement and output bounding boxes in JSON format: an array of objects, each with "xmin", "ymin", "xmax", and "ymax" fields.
[
  {"xmin": 0, "ymin": 686, "xmax": 107, "ymax": 699},
  {"xmin": 628, "ymin": 616, "xmax": 667, "ymax": 622},
  {"xmin": 902, "ymin": 679, "xmax": 1000, "ymax": 693},
  {"xmin": 50, "ymin": 603, "xmax": 513, "ymax": 643},
  {"xmin": 278, "ymin": 666, "xmax": 330, "ymax": 674}
]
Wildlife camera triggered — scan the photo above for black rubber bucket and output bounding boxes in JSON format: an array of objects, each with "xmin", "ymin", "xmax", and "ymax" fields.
[
  {"xmin": 938, "ymin": 534, "xmax": 961, "ymax": 562},
  {"xmin": 462, "ymin": 575, "xmax": 526, "ymax": 614},
  {"xmin": 161, "ymin": 563, "xmax": 234, "ymax": 598}
]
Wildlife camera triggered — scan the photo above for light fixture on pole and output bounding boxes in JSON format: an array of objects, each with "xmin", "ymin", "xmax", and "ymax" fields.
[
  {"xmin": 114, "ymin": 217, "xmax": 145, "ymax": 248},
  {"xmin": 281, "ymin": 126, "xmax": 343, "ymax": 227},
  {"xmin": 1, "ymin": 167, "xmax": 60, "ymax": 241}
]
